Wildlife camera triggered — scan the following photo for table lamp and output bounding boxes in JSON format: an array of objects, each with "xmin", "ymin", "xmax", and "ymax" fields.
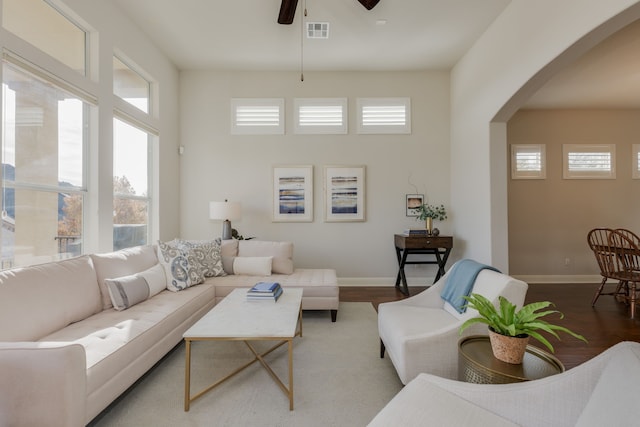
[{"xmin": 209, "ymin": 200, "xmax": 241, "ymax": 240}]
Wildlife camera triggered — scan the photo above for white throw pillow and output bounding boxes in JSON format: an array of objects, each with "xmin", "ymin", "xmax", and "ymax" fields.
[
  {"xmin": 157, "ymin": 240, "xmax": 205, "ymax": 292},
  {"xmin": 104, "ymin": 263, "xmax": 167, "ymax": 311},
  {"xmin": 222, "ymin": 256, "xmax": 236, "ymax": 275},
  {"xmin": 137, "ymin": 263, "xmax": 167, "ymax": 297},
  {"xmin": 237, "ymin": 241, "xmax": 294, "ymax": 274},
  {"xmin": 233, "ymin": 256, "xmax": 273, "ymax": 276}
]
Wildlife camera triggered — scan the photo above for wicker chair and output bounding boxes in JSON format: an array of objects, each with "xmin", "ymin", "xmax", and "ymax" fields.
[
  {"xmin": 587, "ymin": 228, "xmax": 628, "ymax": 306},
  {"xmin": 609, "ymin": 230, "xmax": 640, "ymax": 319},
  {"xmin": 615, "ymin": 228, "xmax": 640, "ymax": 249}
]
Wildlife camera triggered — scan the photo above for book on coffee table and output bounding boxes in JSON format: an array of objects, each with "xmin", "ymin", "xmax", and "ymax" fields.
[
  {"xmin": 247, "ymin": 286, "xmax": 283, "ymax": 302},
  {"xmin": 247, "ymin": 281, "xmax": 283, "ymax": 301},
  {"xmin": 249, "ymin": 281, "xmax": 281, "ymax": 294}
]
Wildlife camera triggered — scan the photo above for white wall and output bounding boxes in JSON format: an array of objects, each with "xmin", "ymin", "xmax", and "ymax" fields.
[
  {"xmin": 179, "ymin": 70, "xmax": 450, "ymax": 282},
  {"xmin": 450, "ymin": 0, "xmax": 640, "ymax": 273}
]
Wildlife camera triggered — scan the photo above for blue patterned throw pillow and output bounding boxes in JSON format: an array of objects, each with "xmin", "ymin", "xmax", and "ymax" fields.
[
  {"xmin": 157, "ymin": 240, "xmax": 205, "ymax": 291},
  {"xmin": 174, "ymin": 239, "xmax": 226, "ymax": 278}
]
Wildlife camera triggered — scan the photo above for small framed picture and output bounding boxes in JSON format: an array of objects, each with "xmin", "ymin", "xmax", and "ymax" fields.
[
  {"xmin": 323, "ymin": 165, "xmax": 366, "ymax": 222},
  {"xmin": 406, "ymin": 194, "xmax": 424, "ymax": 217},
  {"xmin": 272, "ymin": 165, "xmax": 313, "ymax": 222}
]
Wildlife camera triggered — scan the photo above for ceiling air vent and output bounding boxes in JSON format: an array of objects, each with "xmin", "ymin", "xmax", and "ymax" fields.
[{"xmin": 307, "ymin": 22, "xmax": 329, "ymax": 39}]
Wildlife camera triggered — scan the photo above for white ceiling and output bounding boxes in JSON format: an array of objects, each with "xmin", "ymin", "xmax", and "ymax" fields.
[
  {"xmin": 113, "ymin": 0, "xmax": 640, "ymax": 109},
  {"xmin": 113, "ymin": 0, "xmax": 511, "ymax": 71}
]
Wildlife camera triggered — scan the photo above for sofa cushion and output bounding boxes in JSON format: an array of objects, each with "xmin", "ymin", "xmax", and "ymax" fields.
[
  {"xmin": 157, "ymin": 240, "xmax": 205, "ymax": 291},
  {"xmin": 0, "ymin": 256, "xmax": 102, "ymax": 341},
  {"xmin": 104, "ymin": 264, "xmax": 166, "ymax": 311},
  {"xmin": 91, "ymin": 245, "xmax": 159, "ymax": 310},
  {"xmin": 233, "ymin": 256, "xmax": 272, "ymax": 276},
  {"xmin": 174, "ymin": 239, "xmax": 226, "ymax": 277},
  {"xmin": 237, "ymin": 240, "xmax": 294, "ymax": 274},
  {"xmin": 38, "ymin": 284, "xmax": 217, "ymax": 398}
]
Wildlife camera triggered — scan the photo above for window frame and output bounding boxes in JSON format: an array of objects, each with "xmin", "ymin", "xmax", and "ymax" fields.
[
  {"xmin": 356, "ymin": 97, "xmax": 411, "ymax": 135},
  {"xmin": 294, "ymin": 98, "xmax": 347, "ymax": 135},
  {"xmin": 510, "ymin": 144, "xmax": 546, "ymax": 179},
  {"xmin": 230, "ymin": 98, "xmax": 284, "ymax": 135},
  {"xmin": 563, "ymin": 143, "xmax": 616, "ymax": 180}
]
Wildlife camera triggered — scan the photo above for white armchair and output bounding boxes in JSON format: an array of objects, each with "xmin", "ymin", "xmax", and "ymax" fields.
[
  {"xmin": 378, "ymin": 260, "xmax": 528, "ymax": 384},
  {"xmin": 369, "ymin": 341, "xmax": 640, "ymax": 427}
]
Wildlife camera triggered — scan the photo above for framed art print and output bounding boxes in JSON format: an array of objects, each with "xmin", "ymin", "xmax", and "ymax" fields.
[
  {"xmin": 406, "ymin": 194, "xmax": 424, "ymax": 217},
  {"xmin": 323, "ymin": 165, "xmax": 366, "ymax": 222},
  {"xmin": 272, "ymin": 165, "xmax": 313, "ymax": 222}
]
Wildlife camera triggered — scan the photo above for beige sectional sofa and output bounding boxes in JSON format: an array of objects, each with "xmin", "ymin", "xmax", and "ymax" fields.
[{"xmin": 0, "ymin": 240, "xmax": 338, "ymax": 427}]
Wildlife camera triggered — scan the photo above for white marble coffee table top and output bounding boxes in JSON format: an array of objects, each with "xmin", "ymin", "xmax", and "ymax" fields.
[{"xmin": 183, "ymin": 287, "xmax": 303, "ymax": 339}]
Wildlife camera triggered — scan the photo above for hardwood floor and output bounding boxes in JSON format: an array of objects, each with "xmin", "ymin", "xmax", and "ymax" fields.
[{"xmin": 340, "ymin": 283, "xmax": 640, "ymax": 370}]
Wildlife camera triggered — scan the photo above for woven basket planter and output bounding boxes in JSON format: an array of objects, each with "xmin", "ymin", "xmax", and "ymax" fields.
[{"xmin": 488, "ymin": 327, "xmax": 530, "ymax": 364}]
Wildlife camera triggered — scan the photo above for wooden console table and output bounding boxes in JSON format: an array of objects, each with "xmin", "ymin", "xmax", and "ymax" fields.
[{"xmin": 394, "ymin": 234, "xmax": 453, "ymax": 296}]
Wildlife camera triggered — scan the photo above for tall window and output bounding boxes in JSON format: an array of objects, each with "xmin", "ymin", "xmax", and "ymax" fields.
[
  {"xmin": 2, "ymin": 61, "xmax": 88, "ymax": 268},
  {"xmin": 113, "ymin": 118, "xmax": 150, "ymax": 250}
]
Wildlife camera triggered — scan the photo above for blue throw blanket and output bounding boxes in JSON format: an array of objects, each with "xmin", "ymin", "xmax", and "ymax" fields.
[{"xmin": 440, "ymin": 259, "xmax": 500, "ymax": 314}]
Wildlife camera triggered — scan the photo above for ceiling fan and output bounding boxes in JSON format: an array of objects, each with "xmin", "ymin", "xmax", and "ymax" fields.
[{"xmin": 278, "ymin": 0, "xmax": 380, "ymax": 24}]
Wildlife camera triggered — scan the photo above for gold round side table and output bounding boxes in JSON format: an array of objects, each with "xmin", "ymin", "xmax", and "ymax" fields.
[{"xmin": 458, "ymin": 335, "xmax": 565, "ymax": 384}]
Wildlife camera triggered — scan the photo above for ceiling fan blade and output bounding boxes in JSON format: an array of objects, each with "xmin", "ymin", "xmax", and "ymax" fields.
[
  {"xmin": 357, "ymin": 0, "xmax": 380, "ymax": 10},
  {"xmin": 278, "ymin": 0, "xmax": 298, "ymax": 25}
]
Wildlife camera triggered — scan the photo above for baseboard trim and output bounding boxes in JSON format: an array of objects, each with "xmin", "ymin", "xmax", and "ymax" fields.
[
  {"xmin": 337, "ymin": 277, "xmax": 436, "ymax": 286},
  {"xmin": 512, "ymin": 274, "xmax": 603, "ymax": 284},
  {"xmin": 337, "ymin": 274, "xmax": 605, "ymax": 286}
]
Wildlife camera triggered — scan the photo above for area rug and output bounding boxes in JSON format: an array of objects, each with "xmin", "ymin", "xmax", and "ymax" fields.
[{"xmin": 90, "ymin": 302, "xmax": 403, "ymax": 427}]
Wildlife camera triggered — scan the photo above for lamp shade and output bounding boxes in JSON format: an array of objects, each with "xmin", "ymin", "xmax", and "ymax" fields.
[{"xmin": 209, "ymin": 201, "xmax": 241, "ymax": 221}]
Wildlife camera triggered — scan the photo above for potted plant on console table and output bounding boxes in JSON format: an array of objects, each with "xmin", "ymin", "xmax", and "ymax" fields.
[
  {"xmin": 459, "ymin": 293, "xmax": 587, "ymax": 364},
  {"xmin": 414, "ymin": 203, "xmax": 447, "ymax": 236}
]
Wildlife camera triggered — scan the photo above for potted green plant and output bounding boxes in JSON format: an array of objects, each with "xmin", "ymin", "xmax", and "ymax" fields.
[
  {"xmin": 459, "ymin": 293, "xmax": 587, "ymax": 364},
  {"xmin": 414, "ymin": 204, "xmax": 447, "ymax": 235}
]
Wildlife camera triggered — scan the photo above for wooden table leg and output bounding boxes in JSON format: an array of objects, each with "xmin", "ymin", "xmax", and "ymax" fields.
[
  {"xmin": 288, "ymin": 338, "xmax": 294, "ymax": 410},
  {"xmin": 184, "ymin": 339, "xmax": 191, "ymax": 411}
]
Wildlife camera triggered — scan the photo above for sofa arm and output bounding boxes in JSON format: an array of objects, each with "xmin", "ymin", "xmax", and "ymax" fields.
[{"xmin": 0, "ymin": 342, "xmax": 86, "ymax": 427}]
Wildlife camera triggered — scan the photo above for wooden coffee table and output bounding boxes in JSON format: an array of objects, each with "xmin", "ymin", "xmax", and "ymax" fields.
[
  {"xmin": 183, "ymin": 287, "xmax": 303, "ymax": 411},
  {"xmin": 458, "ymin": 335, "xmax": 564, "ymax": 384}
]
